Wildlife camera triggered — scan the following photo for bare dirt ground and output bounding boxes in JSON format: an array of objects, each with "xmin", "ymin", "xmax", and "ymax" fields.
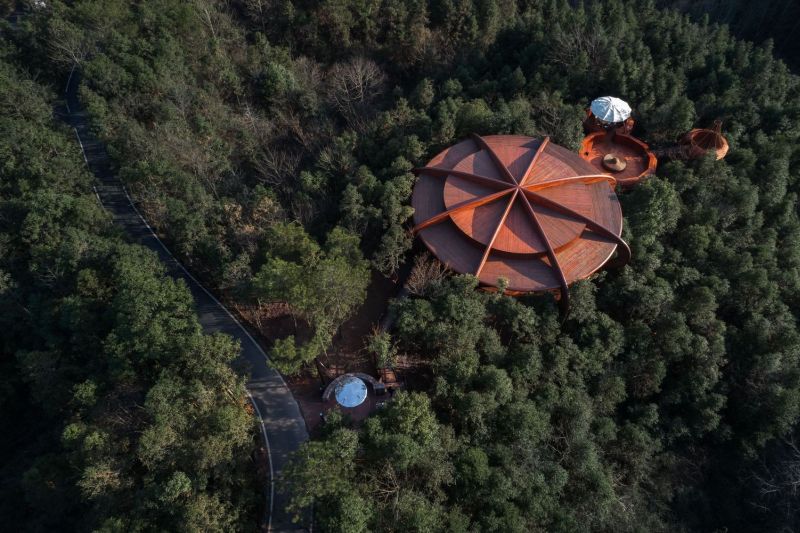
[{"xmin": 228, "ymin": 269, "xmax": 406, "ymax": 435}]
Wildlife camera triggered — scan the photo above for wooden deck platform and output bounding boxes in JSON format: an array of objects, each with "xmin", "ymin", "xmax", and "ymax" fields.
[{"xmin": 579, "ymin": 132, "xmax": 657, "ymax": 189}]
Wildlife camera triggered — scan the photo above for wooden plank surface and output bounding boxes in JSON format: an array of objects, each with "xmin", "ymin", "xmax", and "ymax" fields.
[{"xmin": 412, "ymin": 135, "xmax": 628, "ymax": 293}]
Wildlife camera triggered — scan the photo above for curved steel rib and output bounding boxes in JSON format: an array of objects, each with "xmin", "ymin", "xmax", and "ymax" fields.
[
  {"xmin": 470, "ymin": 134, "xmax": 518, "ymax": 184},
  {"xmin": 412, "ymin": 166, "xmax": 512, "ymax": 191},
  {"xmin": 519, "ymin": 136, "xmax": 550, "ymax": 186},
  {"xmin": 519, "ymin": 194, "xmax": 570, "ymax": 313},
  {"xmin": 522, "ymin": 189, "xmax": 631, "ymax": 264},
  {"xmin": 524, "ymin": 174, "xmax": 616, "ymax": 192},
  {"xmin": 475, "ymin": 190, "xmax": 519, "ymax": 278},
  {"xmin": 412, "ymin": 188, "xmax": 514, "ymax": 234}
]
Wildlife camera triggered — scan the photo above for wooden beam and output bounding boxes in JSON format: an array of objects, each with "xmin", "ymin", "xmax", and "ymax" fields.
[
  {"xmin": 519, "ymin": 136, "xmax": 550, "ymax": 186},
  {"xmin": 470, "ymin": 133, "xmax": 518, "ymax": 184},
  {"xmin": 413, "ymin": 166, "xmax": 512, "ymax": 190},
  {"xmin": 524, "ymin": 174, "xmax": 616, "ymax": 192},
  {"xmin": 522, "ymin": 189, "xmax": 631, "ymax": 265},
  {"xmin": 519, "ymin": 193, "xmax": 570, "ymax": 314},
  {"xmin": 475, "ymin": 190, "xmax": 518, "ymax": 278},
  {"xmin": 412, "ymin": 188, "xmax": 514, "ymax": 234}
]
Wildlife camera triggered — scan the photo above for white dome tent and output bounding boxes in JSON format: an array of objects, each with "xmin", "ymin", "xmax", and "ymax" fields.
[
  {"xmin": 334, "ymin": 375, "xmax": 368, "ymax": 408},
  {"xmin": 590, "ymin": 96, "xmax": 632, "ymax": 124}
]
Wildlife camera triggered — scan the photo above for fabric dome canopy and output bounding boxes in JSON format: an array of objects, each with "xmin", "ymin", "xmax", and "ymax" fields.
[
  {"xmin": 590, "ymin": 96, "xmax": 631, "ymax": 123},
  {"xmin": 334, "ymin": 376, "xmax": 368, "ymax": 408}
]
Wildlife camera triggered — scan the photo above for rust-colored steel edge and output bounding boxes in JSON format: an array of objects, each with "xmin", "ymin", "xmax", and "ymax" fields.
[
  {"xmin": 412, "ymin": 187, "xmax": 513, "ymax": 234},
  {"xmin": 411, "ymin": 134, "xmax": 630, "ymax": 301},
  {"xmin": 519, "ymin": 136, "xmax": 550, "ymax": 186},
  {"xmin": 525, "ymin": 174, "xmax": 616, "ymax": 192},
  {"xmin": 635, "ymin": 135, "xmax": 658, "ymax": 176},
  {"xmin": 475, "ymin": 189, "xmax": 519, "ymax": 277},
  {"xmin": 579, "ymin": 132, "xmax": 657, "ymax": 188},
  {"xmin": 519, "ymin": 193, "xmax": 570, "ymax": 314}
]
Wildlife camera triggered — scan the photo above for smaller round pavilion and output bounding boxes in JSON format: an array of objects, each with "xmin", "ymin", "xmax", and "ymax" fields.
[
  {"xmin": 680, "ymin": 120, "xmax": 729, "ymax": 160},
  {"xmin": 411, "ymin": 134, "xmax": 630, "ymax": 310},
  {"xmin": 580, "ymin": 132, "xmax": 657, "ymax": 189}
]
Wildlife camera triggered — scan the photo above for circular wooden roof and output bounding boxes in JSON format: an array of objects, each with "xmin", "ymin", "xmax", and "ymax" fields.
[{"xmin": 411, "ymin": 134, "xmax": 630, "ymax": 301}]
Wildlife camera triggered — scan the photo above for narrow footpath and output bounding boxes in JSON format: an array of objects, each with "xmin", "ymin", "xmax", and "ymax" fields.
[{"xmin": 62, "ymin": 75, "xmax": 310, "ymax": 532}]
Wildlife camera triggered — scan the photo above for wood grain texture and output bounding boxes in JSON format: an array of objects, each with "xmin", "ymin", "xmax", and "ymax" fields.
[
  {"xmin": 680, "ymin": 125, "xmax": 729, "ymax": 160},
  {"xmin": 414, "ymin": 187, "xmax": 512, "ymax": 234},
  {"xmin": 412, "ymin": 134, "xmax": 629, "ymax": 295},
  {"xmin": 519, "ymin": 136, "xmax": 550, "ymax": 186},
  {"xmin": 476, "ymin": 190, "xmax": 518, "ymax": 277},
  {"xmin": 579, "ymin": 132, "xmax": 657, "ymax": 189}
]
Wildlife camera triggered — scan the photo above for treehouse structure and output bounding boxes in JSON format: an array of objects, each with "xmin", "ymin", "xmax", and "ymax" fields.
[
  {"xmin": 579, "ymin": 131, "xmax": 658, "ymax": 189},
  {"xmin": 583, "ymin": 108, "xmax": 635, "ymax": 135},
  {"xmin": 679, "ymin": 120, "xmax": 729, "ymax": 160},
  {"xmin": 411, "ymin": 134, "xmax": 630, "ymax": 312},
  {"xmin": 577, "ymin": 96, "xmax": 657, "ymax": 189},
  {"xmin": 581, "ymin": 95, "xmax": 728, "ymax": 185}
]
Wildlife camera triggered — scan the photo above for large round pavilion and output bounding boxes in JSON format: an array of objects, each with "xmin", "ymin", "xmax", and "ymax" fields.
[{"xmin": 411, "ymin": 134, "xmax": 630, "ymax": 310}]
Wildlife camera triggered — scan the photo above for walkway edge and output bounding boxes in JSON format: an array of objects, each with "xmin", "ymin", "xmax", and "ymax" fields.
[
  {"xmin": 63, "ymin": 71, "xmax": 310, "ymax": 532},
  {"xmin": 120, "ymin": 185, "xmax": 279, "ymax": 531}
]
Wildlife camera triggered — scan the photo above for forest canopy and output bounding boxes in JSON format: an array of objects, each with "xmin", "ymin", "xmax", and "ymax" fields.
[
  {"xmin": 2, "ymin": 0, "xmax": 800, "ymax": 531},
  {"xmin": 0, "ymin": 33, "xmax": 258, "ymax": 532}
]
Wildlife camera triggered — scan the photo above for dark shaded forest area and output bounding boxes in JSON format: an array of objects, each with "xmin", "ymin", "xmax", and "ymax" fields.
[
  {"xmin": 660, "ymin": 0, "xmax": 800, "ymax": 71},
  {"xmin": 1, "ymin": 0, "xmax": 800, "ymax": 531},
  {"xmin": 0, "ymin": 13, "xmax": 259, "ymax": 531}
]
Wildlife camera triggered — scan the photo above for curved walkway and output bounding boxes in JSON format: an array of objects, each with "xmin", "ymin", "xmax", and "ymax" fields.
[{"xmin": 62, "ymin": 74, "xmax": 309, "ymax": 532}]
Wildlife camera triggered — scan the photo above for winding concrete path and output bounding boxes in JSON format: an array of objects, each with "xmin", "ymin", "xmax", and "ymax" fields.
[{"xmin": 62, "ymin": 74, "xmax": 310, "ymax": 532}]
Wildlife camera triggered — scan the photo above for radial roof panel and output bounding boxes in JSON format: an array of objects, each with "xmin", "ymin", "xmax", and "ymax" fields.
[{"xmin": 411, "ymin": 134, "xmax": 630, "ymax": 305}]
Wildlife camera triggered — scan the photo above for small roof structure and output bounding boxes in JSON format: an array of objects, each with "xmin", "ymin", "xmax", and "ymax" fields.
[
  {"xmin": 590, "ymin": 96, "xmax": 631, "ymax": 123},
  {"xmin": 334, "ymin": 376, "xmax": 368, "ymax": 408},
  {"xmin": 411, "ymin": 134, "xmax": 630, "ymax": 310},
  {"xmin": 680, "ymin": 120, "xmax": 729, "ymax": 160}
]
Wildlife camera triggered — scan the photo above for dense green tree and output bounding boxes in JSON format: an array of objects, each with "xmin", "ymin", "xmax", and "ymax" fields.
[
  {"xmin": 252, "ymin": 224, "xmax": 370, "ymax": 372},
  {"xmin": 0, "ymin": 47, "xmax": 258, "ymax": 532},
  {"xmin": 4, "ymin": 0, "xmax": 800, "ymax": 530}
]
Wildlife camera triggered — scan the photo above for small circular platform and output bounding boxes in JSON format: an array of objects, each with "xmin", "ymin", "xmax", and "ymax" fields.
[
  {"xmin": 580, "ymin": 132, "xmax": 656, "ymax": 189},
  {"xmin": 680, "ymin": 128, "xmax": 729, "ymax": 160}
]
